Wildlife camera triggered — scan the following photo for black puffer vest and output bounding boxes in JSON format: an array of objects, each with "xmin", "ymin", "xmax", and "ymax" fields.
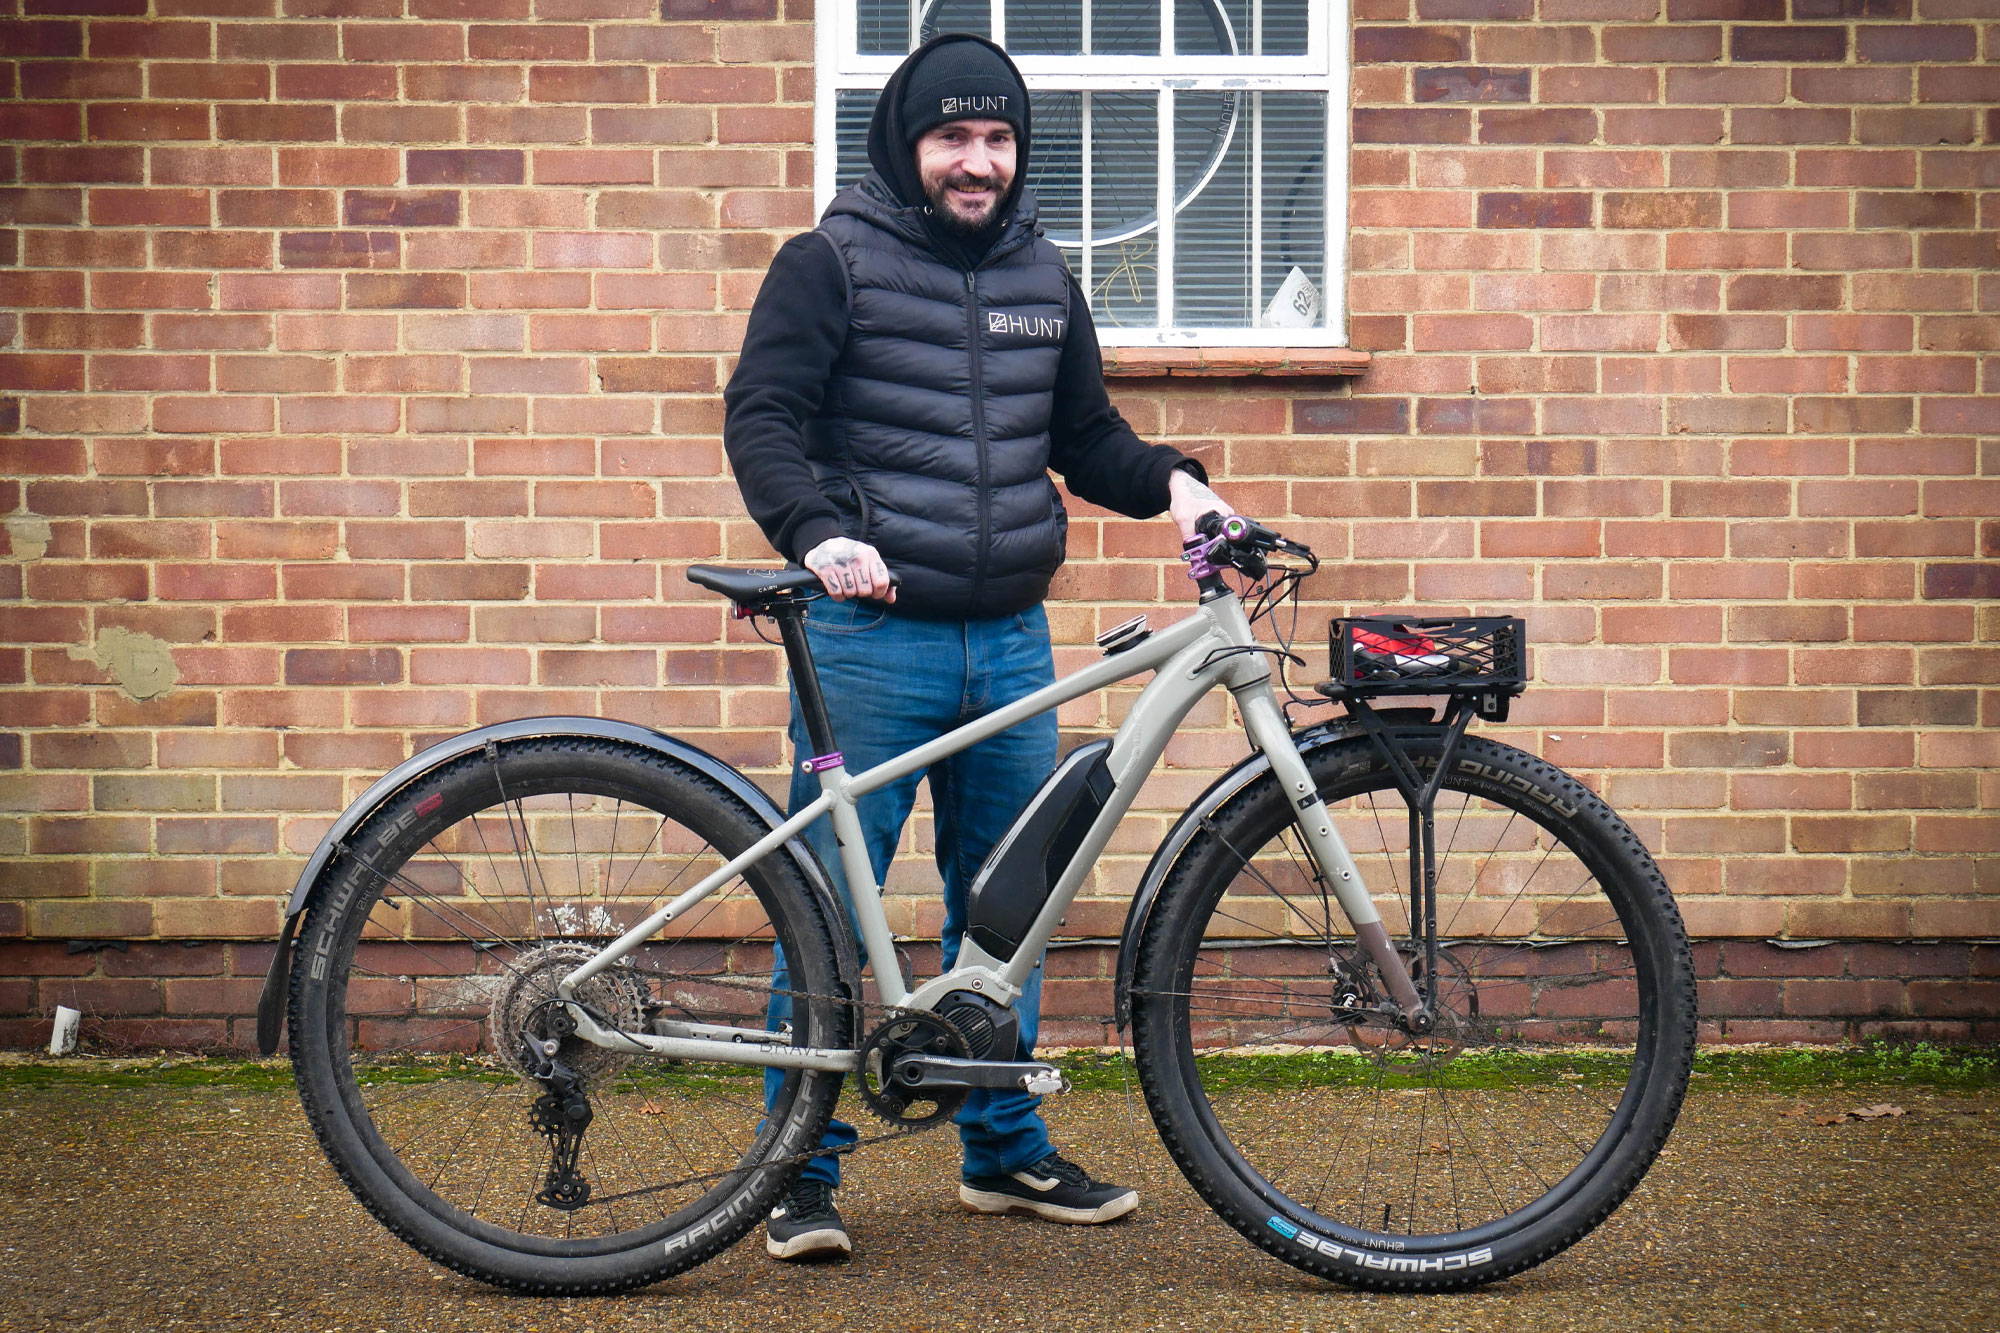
[{"xmin": 806, "ymin": 173, "xmax": 1072, "ymax": 619}]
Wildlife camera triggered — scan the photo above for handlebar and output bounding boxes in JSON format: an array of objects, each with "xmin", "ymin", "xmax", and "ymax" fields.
[{"xmin": 1191, "ymin": 512, "xmax": 1317, "ymax": 573}]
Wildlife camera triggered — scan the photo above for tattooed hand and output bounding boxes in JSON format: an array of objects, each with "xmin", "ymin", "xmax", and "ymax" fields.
[
  {"xmin": 804, "ymin": 537, "xmax": 897, "ymax": 603},
  {"xmin": 1167, "ymin": 467, "xmax": 1238, "ymax": 544}
]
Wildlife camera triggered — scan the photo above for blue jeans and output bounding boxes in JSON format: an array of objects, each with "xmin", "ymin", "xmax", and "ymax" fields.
[{"xmin": 763, "ymin": 597, "xmax": 1060, "ymax": 1186}]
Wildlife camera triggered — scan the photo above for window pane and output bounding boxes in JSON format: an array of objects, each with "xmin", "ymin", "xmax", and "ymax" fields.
[
  {"xmin": 918, "ymin": 0, "xmax": 1156, "ymax": 57},
  {"xmin": 1174, "ymin": 91, "xmax": 1326, "ymax": 329},
  {"xmin": 1075, "ymin": 92, "xmax": 1159, "ymax": 330},
  {"xmin": 833, "ymin": 90, "xmax": 875, "ymax": 189},
  {"xmin": 1189, "ymin": 0, "xmax": 1312, "ymax": 58},
  {"xmin": 911, "ymin": 0, "xmax": 994, "ymax": 45},
  {"xmin": 857, "ymin": 0, "xmax": 923, "ymax": 53}
]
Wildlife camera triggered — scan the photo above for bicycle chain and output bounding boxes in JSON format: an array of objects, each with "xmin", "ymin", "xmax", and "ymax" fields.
[{"xmin": 544, "ymin": 957, "xmax": 959, "ymax": 1212}]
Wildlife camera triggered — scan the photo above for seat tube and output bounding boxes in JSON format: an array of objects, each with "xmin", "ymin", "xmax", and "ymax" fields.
[
  {"xmin": 772, "ymin": 604, "xmax": 838, "ymax": 763},
  {"xmin": 770, "ymin": 601, "xmax": 907, "ymax": 1007}
]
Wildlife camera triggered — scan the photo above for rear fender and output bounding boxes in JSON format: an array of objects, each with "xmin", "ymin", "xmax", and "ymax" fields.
[{"xmin": 256, "ymin": 716, "xmax": 856, "ymax": 1054}]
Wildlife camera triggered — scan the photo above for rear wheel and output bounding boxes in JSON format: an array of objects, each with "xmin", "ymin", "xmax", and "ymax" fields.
[
  {"xmin": 289, "ymin": 737, "xmax": 848, "ymax": 1293},
  {"xmin": 1132, "ymin": 732, "xmax": 1694, "ymax": 1290}
]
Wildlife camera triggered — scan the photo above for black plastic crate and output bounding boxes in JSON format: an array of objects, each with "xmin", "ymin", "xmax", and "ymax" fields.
[{"xmin": 1325, "ymin": 616, "xmax": 1527, "ymax": 699}]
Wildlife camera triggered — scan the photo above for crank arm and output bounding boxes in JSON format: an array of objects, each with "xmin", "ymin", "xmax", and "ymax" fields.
[{"xmin": 890, "ymin": 1055, "xmax": 1067, "ymax": 1096}]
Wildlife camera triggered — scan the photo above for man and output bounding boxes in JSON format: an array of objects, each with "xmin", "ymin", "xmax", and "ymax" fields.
[{"xmin": 722, "ymin": 32, "xmax": 1234, "ymax": 1262}]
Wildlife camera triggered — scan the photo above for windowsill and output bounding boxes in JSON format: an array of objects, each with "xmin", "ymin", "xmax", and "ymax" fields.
[{"xmin": 1101, "ymin": 347, "xmax": 1372, "ymax": 379}]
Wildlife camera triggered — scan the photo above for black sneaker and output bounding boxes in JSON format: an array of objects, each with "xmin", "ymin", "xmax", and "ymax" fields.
[
  {"xmin": 765, "ymin": 1177, "xmax": 851, "ymax": 1261},
  {"xmin": 959, "ymin": 1152, "xmax": 1138, "ymax": 1225}
]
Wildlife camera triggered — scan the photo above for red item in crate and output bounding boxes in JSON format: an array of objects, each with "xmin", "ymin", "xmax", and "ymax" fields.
[{"xmin": 1349, "ymin": 624, "xmax": 1452, "ymax": 677}]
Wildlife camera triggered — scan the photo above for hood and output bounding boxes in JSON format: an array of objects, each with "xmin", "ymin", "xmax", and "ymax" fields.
[{"xmin": 865, "ymin": 33, "xmax": 1034, "ymax": 263}]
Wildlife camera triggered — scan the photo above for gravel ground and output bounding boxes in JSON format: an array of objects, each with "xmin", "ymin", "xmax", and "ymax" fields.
[{"xmin": 1, "ymin": 1063, "xmax": 1995, "ymax": 1333}]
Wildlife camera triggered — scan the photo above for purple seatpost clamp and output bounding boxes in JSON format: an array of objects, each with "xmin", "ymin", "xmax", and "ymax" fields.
[{"xmin": 801, "ymin": 751, "xmax": 844, "ymax": 774}]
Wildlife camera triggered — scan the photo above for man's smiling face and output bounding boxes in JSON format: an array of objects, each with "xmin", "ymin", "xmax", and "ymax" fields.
[{"xmin": 915, "ymin": 118, "xmax": 1017, "ymax": 235}]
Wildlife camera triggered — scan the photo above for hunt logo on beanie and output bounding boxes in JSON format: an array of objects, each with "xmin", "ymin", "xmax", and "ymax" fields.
[{"xmin": 940, "ymin": 94, "xmax": 1008, "ymax": 118}]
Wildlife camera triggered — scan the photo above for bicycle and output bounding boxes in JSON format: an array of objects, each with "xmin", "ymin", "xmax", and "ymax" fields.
[{"xmin": 261, "ymin": 513, "xmax": 1696, "ymax": 1294}]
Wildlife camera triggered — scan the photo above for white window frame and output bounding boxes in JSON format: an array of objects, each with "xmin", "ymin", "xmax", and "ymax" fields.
[{"xmin": 812, "ymin": 0, "xmax": 1352, "ymax": 347}]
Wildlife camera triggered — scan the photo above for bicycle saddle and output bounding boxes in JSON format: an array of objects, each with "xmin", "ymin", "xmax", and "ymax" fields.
[{"xmin": 685, "ymin": 565, "xmax": 823, "ymax": 608}]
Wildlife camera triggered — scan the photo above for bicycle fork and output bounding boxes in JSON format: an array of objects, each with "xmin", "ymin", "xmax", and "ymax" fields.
[{"xmin": 1232, "ymin": 682, "xmax": 1431, "ymax": 1028}]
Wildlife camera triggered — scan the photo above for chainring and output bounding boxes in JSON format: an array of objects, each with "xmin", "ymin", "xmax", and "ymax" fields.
[
  {"xmin": 489, "ymin": 942, "xmax": 648, "ymax": 1089},
  {"xmin": 857, "ymin": 1010, "xmax": 970, "ymax": 1127}
]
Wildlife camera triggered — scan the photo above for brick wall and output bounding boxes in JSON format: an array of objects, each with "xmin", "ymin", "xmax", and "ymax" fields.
[{"xmin": 1, "ymin": 0, "xmax": 1995, "ymax": 1049}]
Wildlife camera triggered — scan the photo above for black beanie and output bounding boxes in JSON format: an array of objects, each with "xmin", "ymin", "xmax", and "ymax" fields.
[{"xmin": 899, "ymin": 36, "xmax": 1028, "ymax": 145}]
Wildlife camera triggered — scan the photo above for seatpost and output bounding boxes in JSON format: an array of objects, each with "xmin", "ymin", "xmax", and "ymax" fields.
[{"xmin": 768, "ymin": 600, "xmax": 840, "ymax": 764}]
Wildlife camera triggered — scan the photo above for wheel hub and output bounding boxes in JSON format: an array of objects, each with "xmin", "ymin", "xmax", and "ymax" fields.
[{"xmin": 489, "ymin": 942, "xmax": 647, "ymax": 1089}]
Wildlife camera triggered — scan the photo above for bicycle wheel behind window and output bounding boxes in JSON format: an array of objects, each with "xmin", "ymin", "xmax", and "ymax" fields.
[
  {"xmin": 288, "ymin": 736, "xmax": 848, "ymax": 1293},
  {"xmin": 1131, "ymin": 732, "xmax": 1694, "ymax": 1290}
]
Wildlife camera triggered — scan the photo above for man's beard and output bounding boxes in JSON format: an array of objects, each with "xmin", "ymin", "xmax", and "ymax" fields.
[{"xmin": 924, "ymin": 174, "xmax": 1007, "ymax": 237}]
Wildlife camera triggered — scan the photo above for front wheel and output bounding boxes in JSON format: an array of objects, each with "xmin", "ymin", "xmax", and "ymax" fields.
[
  {"xmin": 289, "ymin": 736, "xmax": 849, "ymax": 1294},
  {"xmin": 1131, "ymin": 732, "xmax": 1695, "ymax": 1290}
]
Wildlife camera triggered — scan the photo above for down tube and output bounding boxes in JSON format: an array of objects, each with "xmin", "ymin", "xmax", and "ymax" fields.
[{"xmin": 987, "ymin": 636, "xmax": 1243, "ymax": 995}]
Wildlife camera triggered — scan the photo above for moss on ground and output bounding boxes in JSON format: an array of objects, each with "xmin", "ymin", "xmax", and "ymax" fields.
[{"xmin": 2, "ymin": 1041, "xmax": 1993, "ymax": 1095}]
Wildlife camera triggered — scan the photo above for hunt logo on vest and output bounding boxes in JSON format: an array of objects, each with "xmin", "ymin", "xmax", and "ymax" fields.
[
  {"xmin": 940, "ymin": 94, "xmax": 1008, "ymax": 117},
  {"xmin": 987, "ymin": 310, "xmax": 1067, "ymax": 342}
]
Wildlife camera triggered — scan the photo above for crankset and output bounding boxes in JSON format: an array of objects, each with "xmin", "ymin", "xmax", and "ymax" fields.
[{"xmin": 858, "ymin": 1011, "xmax": 971, "ymax": 1127}]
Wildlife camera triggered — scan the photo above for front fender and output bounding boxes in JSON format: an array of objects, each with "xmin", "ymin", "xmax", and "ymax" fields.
[
  {"xmin": 256, "ymin": 716, "xmax": 855, "ymax": 1055},
  {"xmin": 1112, "ymin": 714, "xmax": 1438, "ymax": 1028}
]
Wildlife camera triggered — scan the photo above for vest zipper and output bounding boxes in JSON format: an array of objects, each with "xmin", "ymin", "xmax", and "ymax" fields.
[{"xmin": 966, "ymin": 267, "xmax": 990, "ymax": 610}]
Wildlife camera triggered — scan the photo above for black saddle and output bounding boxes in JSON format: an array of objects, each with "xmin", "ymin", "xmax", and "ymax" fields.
[{"xmin": 685, "ymin": 564, "xmax": 822, "ymax": 610}]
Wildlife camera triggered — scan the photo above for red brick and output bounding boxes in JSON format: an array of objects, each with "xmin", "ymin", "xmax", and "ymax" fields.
[
  {"xmin": 529, "ymin": 64, "xmax": 650, "ymax": 103},
  {"xmin": 1732, "ymin": 25, "xmax": 1847, "ymax": 61},
  {"xmin": 218, "ymin": 104, "xmax": 338, "ymax": 143},
  {"xmin": 1858, "ymin": 108, "xmax": 1979, "ymax": 145},
  {"xmin": 1794, "ymin": 67, "xmax": 1912, "ymax": 107},
  {"xmin": 525, "ymin": 149, "xmax": 650, "ymax": 186},
  {"xmin": 283, "ymin": 648, "xmax": 401, "ymax": 685},
  {"xmin": 276, "ymin": 231, "xmax": 398, "ymax": 270},
  {"xmin": 1857, "ymin": 191, "xmax": 1976, "ymax": 230},
  {"xmin": 354, "ymin": 107, "xmax": 466, "ymax": 149},
  {"xmin": 85, "ymin": 101, "xmax": 211, "ymax": 141},
  {"xmin": 341, "ymin": 189, "xmax": 459, "ymax": 227},
  {"xmin": 275, "ymin": 64, "xmax": 395, "ymax": 101},
  {"xmin": 343, "ymin": 21, "xmax": 465, "ymax": 61},
  {"xmin": 1354, "ymin": 108, "xmax": 1471, "ymax": 144},
  {"xmin": 468, "ymin": 21, "xmax": 588, "ymax": 59},
  {"xmin": 1726, "ymin": 275, "xmax": 1845, "ymax": 312},
  {"xmin": 1412, "ymin": 66, "xmax": 1530, "ymax": 103},
  {"xmin": 345, "ymin": 273, "xmax": 465, "ymax": 309},
  {"xmin": 1728, "ymin": 107, "xmax": 1848, "ymax": 145},
  {"xmin": 1479, "ymin": 109, "xmax": 1598, "ymax": 145},
  {"xmin": 1604, "ymin": 108, "xmax": 1724, "ymax": 145},
  {"xmin": 407, "ymin": 149, "xmax": 524, "ymax": 185},
  {"xmin": 1858, "ymin": 24, "xmax": 1976, "ymax": 62}
]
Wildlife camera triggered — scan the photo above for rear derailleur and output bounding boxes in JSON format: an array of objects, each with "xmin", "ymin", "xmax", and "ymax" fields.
[{"xmin": 520, "ymin": 1002, "xmax": 594, "ymax": 1212}]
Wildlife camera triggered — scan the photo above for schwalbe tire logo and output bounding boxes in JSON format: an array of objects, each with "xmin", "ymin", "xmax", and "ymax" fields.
[{"xmin": 1266, "ymin": 1215, "xmax": 1493, "ymax": 1273}]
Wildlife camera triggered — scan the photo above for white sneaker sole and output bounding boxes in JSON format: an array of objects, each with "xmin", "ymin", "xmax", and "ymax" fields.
[
  {"xmin": 764, "ymin": 1226, "xmax": 852, "ymax": 1260},
  {"xmin": 957, "ymin": 1184, "xmax": 1139, "ymax": 1225}
]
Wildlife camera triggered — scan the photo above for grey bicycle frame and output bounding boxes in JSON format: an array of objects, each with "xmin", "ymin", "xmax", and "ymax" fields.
[{"xmin": 557, "ymin": 584, "xmax": 1415, "ymax": 1072}]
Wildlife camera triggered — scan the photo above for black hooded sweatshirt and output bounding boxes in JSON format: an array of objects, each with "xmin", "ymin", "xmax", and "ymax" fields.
[{"xmin": 722, "ymin": 35, "xmax": 1199, "ymax": 616}]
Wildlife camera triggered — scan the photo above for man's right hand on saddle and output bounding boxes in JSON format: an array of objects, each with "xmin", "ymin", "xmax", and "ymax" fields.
[{"xmin": 804, "ymin": 536, "xmax": 897, "ymax": 603}]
